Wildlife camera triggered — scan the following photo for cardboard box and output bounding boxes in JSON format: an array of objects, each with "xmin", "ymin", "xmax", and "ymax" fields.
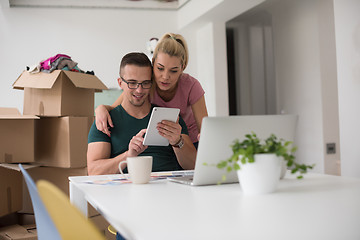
[
  {"xmin": 88, "ymin": 204, "xmax": 100, "ymax": 218},
  {"xmin": 0, "ymin": 108, "xmax": 39, "ymax": 163},
  {"xmin": 0, "ymin": 224, "xmax": 37, "ymax": 240},
  {"xmin": 0, "ymin": 167, "xmax": 22, "ymax": 217},
  {"xmin": 0, "ymin": 213, "xmax": 35, "ymax": 229},
  {"xmin": 0, "ymin": 213, "xmax": 18, "ymax": 228},
  {"xmin": 13, "ymin": 70, "xmax": 107, "ymax": 117},
  {"xmin": 0, "ymin": 163, "xmax": 93, "ymax": 218},
  {"xmin": 90, "ymin": 215, "xmax": 116, "ymax": 240},
  {"xmin": 20, "ymin": 166, "xmax": 88, "ymax": 214},
  {"xmin": 16, "ymin": 214, "xmax": 35, "ymax": 226},
  {"xmin": 35, "ymin": 116, "xmax": 93, "ymax": 168}
]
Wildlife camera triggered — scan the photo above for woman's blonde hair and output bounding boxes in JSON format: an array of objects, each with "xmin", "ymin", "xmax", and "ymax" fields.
[{"xmin": 152, "ymin": 33, "xmax": 189, "ymax": 70}]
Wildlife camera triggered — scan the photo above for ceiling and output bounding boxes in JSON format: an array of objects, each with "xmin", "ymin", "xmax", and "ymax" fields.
[{"xmin": 8, "ymin": 0, "xmax": 190, "ymax": 10}]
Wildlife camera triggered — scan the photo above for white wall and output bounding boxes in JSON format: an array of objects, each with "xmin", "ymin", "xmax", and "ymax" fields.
[
  {"xmin": 178, "ymin": 0, "xmax": 265, "ymax": 116},
  {"xmin": 317, "ymin": 0, "xmax": 341, "ymax": 176},
  {"xmin": 223, "ymin": 0, "xmax": 346, "ymax": 176},
  {"xmin": 268, "ymin": 0, "xmax": 325, "ymax": 172},
  {"xmin": 190, "ymin": 0, "xmax": 356, "ymax": 177},
  {"xmin": 195, "ymin": 23, "xmax": 216, "ymax": 116},
  {"xmin": 0, "ymin": 3, "xmax": 176, "ymax": 112},
  {"xmin": 333, "ymin": 0, "xmax": 360, "ymax": 177},
  {"xmin": 188, "ymin": 21, "xmax": 228, "ymax": 117},
  {"xmin": 177, "ymin": 0, "xmax": 223, "ymax": 29}
]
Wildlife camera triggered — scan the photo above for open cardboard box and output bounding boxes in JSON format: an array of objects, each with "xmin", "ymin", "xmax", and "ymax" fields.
[
  {"xmin": 13, "ymin": 70, "xmax": 108, "ymax": 116},
  {"xmin": 0, "ymin": 108, "xmax": 39, "ymax": 164}
]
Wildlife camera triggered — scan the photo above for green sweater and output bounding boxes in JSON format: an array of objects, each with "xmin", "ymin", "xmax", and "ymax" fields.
[{"xmin": 88, "ymin": 105, "xmax": 188, "ymax": 172}]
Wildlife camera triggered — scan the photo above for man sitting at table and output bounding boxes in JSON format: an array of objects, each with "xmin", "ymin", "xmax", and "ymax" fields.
[{"xmin": 87, "ymin": 52, "xmax": 196, "ymax": 175}]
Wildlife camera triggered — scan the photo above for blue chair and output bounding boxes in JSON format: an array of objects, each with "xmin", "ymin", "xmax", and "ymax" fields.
[{"xmin": 19, "ymin": 164, "xmax": 61, "ymax": 240}]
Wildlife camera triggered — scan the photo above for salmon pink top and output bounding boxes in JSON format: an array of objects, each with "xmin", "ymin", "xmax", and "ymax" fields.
[{"xmin": 152, "ymin": 73, "xmax": 205, "ymax": 143}]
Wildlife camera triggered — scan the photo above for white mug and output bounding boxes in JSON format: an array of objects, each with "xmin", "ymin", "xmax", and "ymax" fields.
[{"xmin": 119, "ymin": 156, "xmax": 153, "ymax": 184}]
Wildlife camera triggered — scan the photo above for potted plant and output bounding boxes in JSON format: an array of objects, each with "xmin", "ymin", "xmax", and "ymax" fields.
[{"xmin": 217, "ymin": 132, "xmax": 314, "ymax": 195}]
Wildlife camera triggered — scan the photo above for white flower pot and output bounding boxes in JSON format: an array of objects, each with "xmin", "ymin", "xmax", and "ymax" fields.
[
  {"xmin": 237, "ymin": 153, "xmax": 282, "ymax": 195},
  {"xmin": 280, "ymin": 157, "xmax": 287, "ymax": 179}
]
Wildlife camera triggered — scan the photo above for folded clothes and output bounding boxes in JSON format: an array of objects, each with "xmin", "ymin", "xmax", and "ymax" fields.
[
  {"xmin": 40, "ymin": 54, "xmax": 71, "ymax": 71},
  {"xmin": 26, "ymin": 53, "xmax": 95, "ymax": 75}
]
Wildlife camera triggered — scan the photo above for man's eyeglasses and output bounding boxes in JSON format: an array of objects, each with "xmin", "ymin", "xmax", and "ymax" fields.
[{"xmin": 120, "ymin": 77, "xmax": 152, "ymax": 89}]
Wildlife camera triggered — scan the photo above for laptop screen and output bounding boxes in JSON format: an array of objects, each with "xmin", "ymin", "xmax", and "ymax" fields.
[{"xmin": 192, "ymin": 115, "xmax": 298, "ymax": 185}]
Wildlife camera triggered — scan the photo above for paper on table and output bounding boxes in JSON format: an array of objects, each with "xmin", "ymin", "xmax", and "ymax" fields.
[{"xmin": 83, "ymin": 170, "xmax": 194, "ymax": 185}]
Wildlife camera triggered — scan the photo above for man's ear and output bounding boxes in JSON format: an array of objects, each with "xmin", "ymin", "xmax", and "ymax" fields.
[{"xmin": 118, "ymin": 77, "xmax": 123, "ymax": 89}]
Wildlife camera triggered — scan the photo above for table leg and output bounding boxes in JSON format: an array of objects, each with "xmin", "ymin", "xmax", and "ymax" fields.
[{"xmin": 69, "ymin": 182, "xmax": 88, "ymax": 217}]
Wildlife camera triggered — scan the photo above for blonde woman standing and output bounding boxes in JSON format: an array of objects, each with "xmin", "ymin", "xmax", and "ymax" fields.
[{"xmin": 95, "ymin": 33, "xmax": 208, "ymax": 148}]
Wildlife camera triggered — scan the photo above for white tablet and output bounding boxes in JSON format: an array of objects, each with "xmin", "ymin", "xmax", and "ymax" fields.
[{"xmin": 143, "ymin": 107, "xmax": 180, "ymax": 146}]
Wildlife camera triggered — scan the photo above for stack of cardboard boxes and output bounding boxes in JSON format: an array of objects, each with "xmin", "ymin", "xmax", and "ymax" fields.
[{"xmin": 0, "ymin": 70, "xmax": 115, "ymax": 239}]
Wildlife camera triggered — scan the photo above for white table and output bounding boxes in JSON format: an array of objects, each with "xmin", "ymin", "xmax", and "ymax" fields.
[{"xmin": 69, "ymin": 172, "xmax": 360, "ymax": 240}]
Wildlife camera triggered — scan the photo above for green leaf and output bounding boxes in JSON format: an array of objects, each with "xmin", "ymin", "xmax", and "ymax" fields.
[
  {"xmin": 217, "ymin": 161, "xmax": 227, "ymax": 169},
  {"xmin": 238, "ymin": 149, "xmax": 246, "ymax": 156},
  {"xmin": 287, "ymin": 159, "xmax": 294, "ymax": 167},
  {"xmin": 230, "ymin": 155, "xmax": 238, "ymax": 162},
  {"xmin": 299, "ymin": 165, "xmax": 307, "ymax": 171},
  {"xmin": 233, "ymin": 163, "xmax": 240, "ymax": 170}
]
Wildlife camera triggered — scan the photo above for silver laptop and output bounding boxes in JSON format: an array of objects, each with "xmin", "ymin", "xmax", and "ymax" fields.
[{"xmin": 168, "ymin": 114, "xmax": 298, "ymax": 186}]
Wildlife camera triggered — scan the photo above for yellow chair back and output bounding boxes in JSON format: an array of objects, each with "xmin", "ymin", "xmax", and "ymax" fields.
[{"xmin": 37, "ymin": 180, "xmax": 106, "ymax": 240}]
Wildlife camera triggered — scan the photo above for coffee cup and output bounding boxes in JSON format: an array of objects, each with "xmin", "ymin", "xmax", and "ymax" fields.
[{"xmin": 119, "ymin": 156, "xmax": 153, "ymax": 184}]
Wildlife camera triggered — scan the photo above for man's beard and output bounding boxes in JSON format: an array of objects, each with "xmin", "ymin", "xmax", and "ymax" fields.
[{"xmin": 129, "ymin": 98, "xmax": 146, "ymax": 107}]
